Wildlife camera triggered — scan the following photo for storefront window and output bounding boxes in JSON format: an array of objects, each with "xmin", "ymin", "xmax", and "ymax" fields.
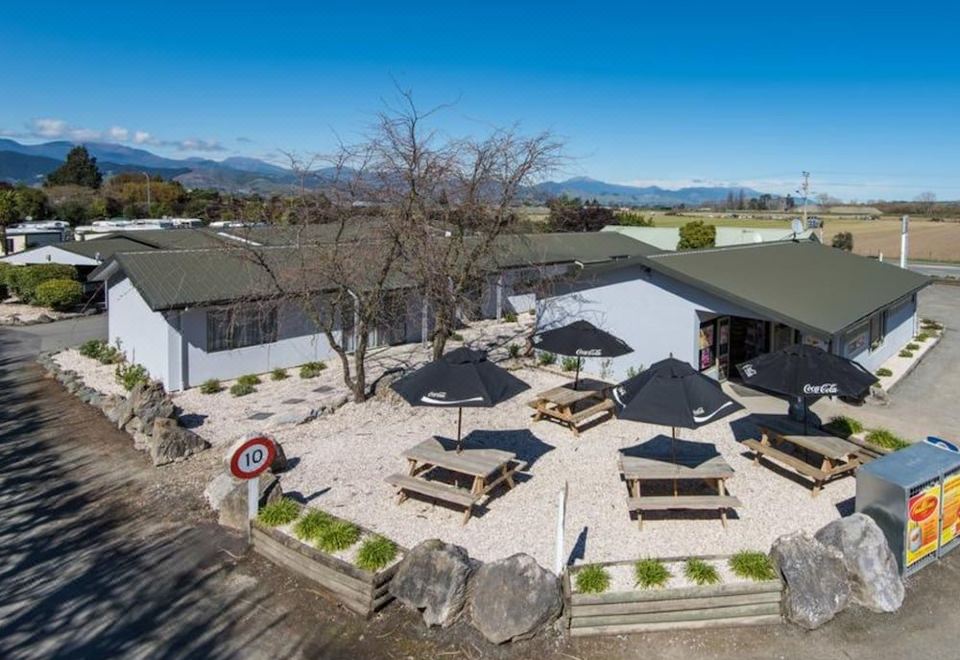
[{"xmin": 699, "ymin": 320, "xmax": 716, "ymax": 371}]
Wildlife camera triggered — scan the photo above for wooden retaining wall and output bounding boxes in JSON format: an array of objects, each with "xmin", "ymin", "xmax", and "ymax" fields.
[
  {"xmin": 566, "ymin": 571, "xmax": 783, "ymax": 637},
  {"xmin": 251, "ymin": 522, "xmax": 399, "ymax": 618}
]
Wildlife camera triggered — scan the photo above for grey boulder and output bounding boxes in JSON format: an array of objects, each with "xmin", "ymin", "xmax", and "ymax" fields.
[
  {"xmin": 390, "ymin": 539, "xmax": 473, "ymax": 627},
  {"xmin": 150, "ymin": 417, "xmax": 210, "ymax": 466},
  {"xmin": 771, "ymin": 531, "xmax": 851, "ymax": 629},
  {"xmin": 101, "ymin": 394, "xmax": 133, "ymax": 427},
  {"xmin": 205, "ymin": 472, "xmax": 283, "ymax": 530},
  {"xmin": 270, "ymin": 441, "xmax": 288, "ymax": 474},
  {"xmin": 130, "ymin": 381, "xmax": 175, "ymax": 432},
  {"xmin": 815, "ymin": 514, "xmax": 904, "ymax": 613},
  {"xmin": 468, "ymin": 553, "xmax": 561, "ymax": 644}
]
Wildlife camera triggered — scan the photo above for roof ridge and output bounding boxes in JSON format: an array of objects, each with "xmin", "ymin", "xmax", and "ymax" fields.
[{"xmin": 650, "ymin": 238, "xmax": 811, "ymax": 259}]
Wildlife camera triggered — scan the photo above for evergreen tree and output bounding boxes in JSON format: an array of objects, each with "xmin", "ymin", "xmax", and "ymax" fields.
[{"xmin": 44, "ymin": 146, "xmax": 103, "ymax": 189}]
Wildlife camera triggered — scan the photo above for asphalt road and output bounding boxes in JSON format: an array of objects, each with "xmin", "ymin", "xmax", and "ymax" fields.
[{"xmin": 909, "ymin": 261, "xmax": 960, "ymax": 278}]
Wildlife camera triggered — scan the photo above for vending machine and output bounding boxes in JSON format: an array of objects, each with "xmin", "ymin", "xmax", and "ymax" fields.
[{"xmin": 856, "ymin": 442, "xmax": 960, "ymax": 576}]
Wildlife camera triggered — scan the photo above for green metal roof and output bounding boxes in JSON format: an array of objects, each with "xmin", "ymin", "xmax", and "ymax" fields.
[
  {"xmin": 58, "ymin": 237, "xmax": 155, "ymax": 261},
  {"xmin": 600, "ymin": 240, "xmax": 929, "ymax": 336},
  {"xmin": 490, "ymin": 231, "xmax": 660, "ymax": 268}
]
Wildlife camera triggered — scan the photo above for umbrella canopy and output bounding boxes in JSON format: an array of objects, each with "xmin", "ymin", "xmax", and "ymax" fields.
[
  {"xmin": 390, "ymin": 347, "xmax": 530, "ymax": 449},
  {"xmin": 532, "ymin": 320, "xmax": 632, "ymax": 387},
  {"xmin": 612, "ymin": 357, "xmax": 744, "ymax": 430}
]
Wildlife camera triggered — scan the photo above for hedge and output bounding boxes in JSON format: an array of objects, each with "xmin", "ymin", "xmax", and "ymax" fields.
[
  {"xmin": 33, "ymin": 278, "xmax": 83, "ymax": 310},
  {"xmin": 6, "ymin": 264, "xmax": 78, "ymax": 304}
]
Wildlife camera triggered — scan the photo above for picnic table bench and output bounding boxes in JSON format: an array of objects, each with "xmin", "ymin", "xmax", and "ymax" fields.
[
  {"xmin": 528, "ymin": 383, "xmax": 614, "ymax": 436},
  {"xmin": 743, "ymin": 416, "xmax": 865, "ymax": 496},
  {"xmin": 385, "ymin": 436, "xmax": 524, "ymax": 524},
  {"xmin": 618, "ymin": 444, "xmax": 741, "ymax": 529}
]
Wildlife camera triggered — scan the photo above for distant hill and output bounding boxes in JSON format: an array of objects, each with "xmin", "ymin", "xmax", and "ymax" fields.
[
  {"xmin": 529, "ymin": 177, "xmax": 764, "ymax": 206},
  {"xmin": 0, "ymin": 149, "xmax": 190, "ymax": 184}
]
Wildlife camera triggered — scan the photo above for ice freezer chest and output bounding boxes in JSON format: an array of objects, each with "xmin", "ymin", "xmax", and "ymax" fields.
[{"xmin": 856, "ymin": 442, "xmax": 960, "ymax": 576}]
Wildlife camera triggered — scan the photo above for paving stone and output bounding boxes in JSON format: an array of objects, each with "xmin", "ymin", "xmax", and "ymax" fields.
[
  {"xmin": 281, "ymin": 398, "xmax": 306, "ymax": 404},
  {"xmin": 247, "ymin": 411, "xmax": 275, "ymax": 421}
]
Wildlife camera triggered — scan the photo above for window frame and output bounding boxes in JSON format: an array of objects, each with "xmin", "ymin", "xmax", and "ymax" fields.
[{"xmin": 206, "ymin": 304, "xmax": 278, "ymax": 353}]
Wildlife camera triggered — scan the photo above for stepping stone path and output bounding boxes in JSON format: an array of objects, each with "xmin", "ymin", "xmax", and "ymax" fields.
[
  {"xmin": 282, "ymin": 398, "xmax": 306, "ymax": 405},
  {"xmin": 247, "ymin": 411, "xmax": 275, "ymax": 421}
]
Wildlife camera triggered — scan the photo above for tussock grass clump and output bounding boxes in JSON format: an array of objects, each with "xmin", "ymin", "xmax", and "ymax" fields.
[
  {"xmin": 876, "ymin": 367, "xmax": 893, "ymax": 377},
  {"xmin": 356, "ymin": 536, "xmax": 398, "ymax": 571},
  {"xmin": 867, "ymin": 428, "xmax": 910, "ymax": 451},
  {"xmin": 237, "ymin": 373, "xmax": 262, "ymax": 386},
  {"xmin": 293, "ymin": 509, "xmax": 333, "ymax": 541},
  {"xmin": 230, "ymin": 381, "xmax": 255, "ymax": 397},
  {"xmin": 507, "ymin": 343, "xmax": 521, "ymax": 359},
  {"xmin": 316, "ymin": 520, "xmax": 361, "ymax": 553},
  {"xmin": 79, "ymin": 339, "xmax": 107, "ymax": 359},
  {"xmin": 561, "ymin": 356, "xmax": 579, "ymax": 372},
  {"xmin": 634, "ymin": 558, "xmax": 671, "ymax": 589},
  {"xmin": 537, "ymin": 351, "xmax": 557, "ymax": 366},
  {"xmin": 684, "ymin": 558, "xmax": 721, "ymax": 586},
  {"xmin": 257, "ymin": 498, "xmax": 300, "ymax": 527},
  {"xmin": 270, "ymin": 367, "xmax": 289, "ymax": 381},
  {"xmin": 916, "ymin": 332, "xmax": 930, "ymax": 342},
  {"xmin": 899, "ymin": 349, "xmax": 914, "ymax": 358},
  {"xmin": 729, "ymin": 551, "xmax": 777, "ymax": 582},
  {"xmin": 826, "ymin": 415, "xmax": 864, "ymax": 437},
  {"xmin": 504, "ymin": 312, "xmax": 518, "ymax": 323},
  {"xmin": 574, "ymin": 564, "xmax": 611, "ymax": 594},
  {"xmin": 906, "ymin": 342, "xmax": 920, "ymax": 351},
  {"xmin": 115, "ymin": 363, "xmax": 149, "ymax": 391},
  {"xmin": 299, "ymin": 361, "xmax": 326, "ymax": 378},
  {"xmin": 200, "ymin": 378, "xmax": 222, "ymax": 394}
]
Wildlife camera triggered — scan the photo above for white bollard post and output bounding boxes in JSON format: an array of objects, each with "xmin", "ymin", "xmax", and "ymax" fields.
[
  {"xmin": 900, "ymin": 215, "xmax": 909, "ymax": 269},
  {"xmin": 555, "ymin": 482, "xmax": 568, "ymax": 576},
  {"xmin": 247, "ymin": 478, "xmax": 258, "ymax": 540}
]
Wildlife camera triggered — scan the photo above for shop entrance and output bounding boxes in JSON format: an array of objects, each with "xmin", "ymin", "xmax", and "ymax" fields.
[{"xmin": 698, "ymin": 315, "xmax": 779, "ymax": 381}]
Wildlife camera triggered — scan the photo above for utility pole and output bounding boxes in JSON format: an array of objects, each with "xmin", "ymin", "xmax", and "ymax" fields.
[
  {"xmin": 142, "ymin": 172, "xmax": 151, "ymax": 217},
  {"xmin": 900, "ymin": 215, "xmax": 910, "ymax": 269},
  {"xmin": 799, "ymin": 171, "xmax": 810, "ymax": 226}
]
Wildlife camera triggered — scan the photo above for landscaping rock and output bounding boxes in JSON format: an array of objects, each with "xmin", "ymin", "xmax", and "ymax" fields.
[
  {"xmin": 468, "ymin": 553, "xmax": 561, "ymax": 644},
  {"xmin": 270, "ymin": 441, "xmax": 288, "ymax": 473},
  {"xmin": 270, "ymin": 408, "xmax": 318, "ymax": 428},
  {"xmin": 101, "ymin": 394, "xmax": 132, "ymax": 426},
  {"xmin": 390, "ymin": 539, "xmax": 473, "ymax": 627},
  {"xmin": 815, "ymin": 514, "xmax": 904, "ymax": 613},
  {"xmin": 130, "ymin": 381, "xmax": 175, "ymax": 432},
  {"xmin": 35, "ymin": 314, "xmax": 53, "ymax": 324},
  {"xmin": 150, "ymin": 417, "xmax": 210, "ymax": 466},
  {"xmin": 206, "ymin": 472, "xmax": 283, "ymax": 530},
  {"xmin": 771, "ymin": 531, "xmax": 851, "ymax": 629},
  {"xmin": 373, "ymin": 369, "xmax": 404, "ymax": 402}
]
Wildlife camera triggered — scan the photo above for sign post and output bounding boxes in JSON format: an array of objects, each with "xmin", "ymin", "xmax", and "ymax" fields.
[{"xmin": 229, "ymin": 436, "xmax": 277, "ymax": 539}]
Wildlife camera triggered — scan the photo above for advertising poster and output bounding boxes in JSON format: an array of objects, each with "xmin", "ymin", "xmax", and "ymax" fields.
[
  {"xmin": 941, "ymin": 472, "xmax": 960, "ymax": 546},
  {"xmin": 907, "ymin": 483, "xmax": 941, "ymax": 566}
]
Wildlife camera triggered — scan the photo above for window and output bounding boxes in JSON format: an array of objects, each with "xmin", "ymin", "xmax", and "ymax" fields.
[
  {"xmin": 699, "ymin": 320, "xmax": 717, "ymax": 371},
  {"xmin": 869, "ymin": 310, "xmax": 887, "ymax": 349},
  {"xmin": 207, "ymin": 305, "xmax": 278, "ymax": 352}
]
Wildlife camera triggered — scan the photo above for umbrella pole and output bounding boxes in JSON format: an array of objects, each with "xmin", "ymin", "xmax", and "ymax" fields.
[
  {"xmin": 456, "ymin": 407, "xmax": 463, "ymax": 453},
  {"xmin": 672, "ymin": 426, "xmax": 678, "ymax": 497},
  {"xmin": 803, "ymin": 396, "xmax": 808, "ymax": 435},
  {"xmin": 574, "ymin": 357, "xmax": 581, "ymax": 390}
]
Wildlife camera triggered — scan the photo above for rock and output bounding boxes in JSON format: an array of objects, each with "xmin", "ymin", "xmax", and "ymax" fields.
[
  {"xmin": 206, "ymin": 472, "xmax": 283, "ymax": 530},
  {"xmin": 390, "ymin": 539, "xmax": 473, "ymax": 627},
  {"xmin": 35, "ymin": 314, "xmax": 53, "ymax": 324},
  {"xmin": 123, "ymin": 417, "xmax": 144, "ymax": 436},
  {"xmin": 130, "ymin": 381, "xmax": 175, "ymax": 432},
  {"xmin": 270, "ymin": 441, "xmax": 288, "ymax": 473},
  {"xmin": 468, "ymin": 553, "xmax": 561, "ymax": 644},
  {"xmin": 815, "ymin": 514, "xmax": 904, "ymax": 613},
  {"xmin": 373, "ymin": 370, "xmax": 404, "ymax": 402},
  {"xmin": 270, "ymin": 408, "xmax": 318, "ymax": 428},
  {"xmin": 150, "ymin": 417, "xmax": 210, "ymax": 466},
  {"xmin": 770, "ymin": 531, "xmax": 851, "ymax": 629},
  {"xmin": 101, "ymin": 394, "xmax": 132, "ymax": 426}
]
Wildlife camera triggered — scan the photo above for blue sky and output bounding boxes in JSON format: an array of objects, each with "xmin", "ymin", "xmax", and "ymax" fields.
[{"xmin": 3, "ymin": 1, "xmax": 959, "ymax": 200}]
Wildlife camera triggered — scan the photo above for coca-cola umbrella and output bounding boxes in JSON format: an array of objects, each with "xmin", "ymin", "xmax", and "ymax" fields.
[
  {"xmin": 531, "ymin": 320, "xmax": 633, "ymax": 388},
  {"xmin": 390, "ymin": 347, "xmax": 530, "ymax": 451},
  {"xmin": 736, "ymin": 343, "xmax": 878, "ymax": 433}
]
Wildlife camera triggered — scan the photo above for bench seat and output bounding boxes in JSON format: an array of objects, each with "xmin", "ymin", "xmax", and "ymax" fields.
[{"xmin": 626, "ymin": 495, "xmax": 742, "ymax": 511}]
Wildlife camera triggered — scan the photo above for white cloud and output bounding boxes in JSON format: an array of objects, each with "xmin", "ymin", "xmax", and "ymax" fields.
[
  {"xmin": 107, "ymin": 126, "xmax": 129, "ymax": 141},
  {"xmin": 31, "ymin": 118, "xmax": 69, "ymax": 138},
  {"xmin": 170, "ymin": 138, "xmax": 225, "ymax": 153},
  {"xmin": 133, "ymin": 131, "xmax": 153, "ymax": 144}
]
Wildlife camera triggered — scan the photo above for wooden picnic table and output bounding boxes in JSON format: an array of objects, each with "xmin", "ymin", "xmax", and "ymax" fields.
[
  {"xmin": 743, "ymin": 416, "xmax": 864, "ymax": 496},
  {"xmin": 528, "ymin": 383, "xmax": 614, "ymax": 436},
  {"xmin": 385, "ymin": 436, "xmax": 523, "ymax": 524},
  {"xmin": 618, "ymin": 444, "xmax": 741, "ymax": 529}
]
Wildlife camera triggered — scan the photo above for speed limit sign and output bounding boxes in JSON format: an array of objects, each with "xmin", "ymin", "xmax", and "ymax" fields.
[{"xmin": 230, "ymin": 436, "xmax": 277, "ymax": 480}]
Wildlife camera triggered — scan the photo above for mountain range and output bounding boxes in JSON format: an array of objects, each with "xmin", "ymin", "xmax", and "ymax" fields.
[{"xmin": 0, "ymin": 139, "xmax": 765, "ymax": 204}]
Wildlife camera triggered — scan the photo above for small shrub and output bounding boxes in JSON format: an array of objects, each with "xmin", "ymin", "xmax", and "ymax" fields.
[
  {"xmin": 200, "ymin": 378, "xmax": 223, "ymax": 394},
  {"xmin": 79, "ymin": 339, "xmax": 107, "ymax": 359},
  {"xmin": 899, "ymin": 349, "xmax": 914, "ymax": 358},
  {"xmin": 626, "ymin": 365, "xmax": 640, "ymax": 379},
  {"xmin": 906, "ymin": 342, "xmax": 920, "ymax": 351},
  {"xmin": 634, "ymin": 558, "xmax": 671, "ymax": 589},
  {"xmin": 729, "ymin": 551, "xmax": 776, "ymax": 582},
  {"xmin": 33, "ymin": 278, "xmax": 83, "ymax": 310},
  {"xmin": 237, "ymin": 373, "xmax": 261, "ymax": 386},
  {"xmin": 230, "ymin": 381, "xmax": 255, "ymax": 397},
  {"xmin": 450, "ymin": 332, "xmax": 464, "ymax": 342},
  {"xmin": 507, "ymin": 343, "xmax": 521, "ymax": 359},
  {"xmin": 574, "ymin": 564, "xmax": 611, "ymax": 594},
  {"xmin": 270, "ymin": 367, "xmax": 289, "ymax": 381},
  {"xmin": 916, "ymin": 332, "xmax": 929, "ymax": 342},
  {"xmin": 866, "ymin": 428, "xmax": 910, "ymax": 451},
  {"xmin": 6, "ymin": 263, "xmax": 77, "ymax": 303},
  {"xmin": 826, "ymin": 415, "xmax": 864, "ymax": 437},
  {"xmin": 921, "ymin": 319, "xmax": 943, "ymax": 330},
  {"xmin": 684, "ymin": 558, "xmax": 721, "ymax": 586},
  {"xmin": 115, "ymin": 363, "xmax": 149, "ymax": 391},
  {"xmin": 316, "ymin": 520, "xmax": 361, "ymax": 553},
  {"xmin": 561, "ymin": 356, "xmax": 580, "ymax": 372},
  {"xmin": 293, "ymin": 509, "xmax": 333, "ymax": 541},
  {"xmin": 257, "ymin": 497, "xmax": 300, "ymax": 526},
  {"xmin": 299, "ymin": 361, "xmax": 326, "ymax": 378},
  {"xmin": 537, "ymin": 351, "xmax": 557, "ymax": 366},
  {"xmin": 356, "ymin": 535, "xmax": 398, "ymax": 571},
  {"xmin": 503, "ymin": 312, "xmax": 518, "ymax": 323},
  {"xmin": 876, "ymin": 367, "xmax": 893, "ymax": 377}
]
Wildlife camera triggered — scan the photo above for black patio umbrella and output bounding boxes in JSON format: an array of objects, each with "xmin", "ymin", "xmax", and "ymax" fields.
[
  {"xmin": 390, "ymin": 347, "xmax": 530, "ymax": 451},
  {"xmin": 531, "ymin": 320, "xmax": 633, "ymax": 388},
  {"xmin": 735, "ymin": 343, "xmax": 878, "ymax": 433}
]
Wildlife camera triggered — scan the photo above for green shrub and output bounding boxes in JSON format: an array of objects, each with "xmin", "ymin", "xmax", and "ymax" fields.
[
  {"xmin": 634, "ymin": 558, "xmax": 671, "ymax": 589},
  {"xmin": 906, "ymin": 343, "xmax": 920, "ymax": 351},
  {"xmin": 507, "ymin": 343, "xmax": 521, "ymax": 359},
  {"xmin": 876, "ymin": 367, "xmax": 893, "ymax": 377},
  {"xmin": 199, "ymin": 378, "xmax": 223, "ymax": 394},
  {"xmin": 293, "ymin": 509, "xmax": 334, "ymax": 542},
  {"xmin": 230, "ymin": 381, "xmax": 255, "ymax": 397},
  {"xmin": 356, "ymin": 536, "xmax": 398, "ymax": 571},
  {"xmin": 503, "ymin": 312, "xmax": 518, "ymax": 323},
  {"xmin": 0, "ymin": 262, "xmax": 11, "ymax": 299},
  {"xmin": 921, "ymin": 318, "xmax": 943, "ymax": 330},
  {"xmin": 450, "ymin": 332, "xmax": 464, "ymax": 342},
  {"xmin": 96, "ymin": 344, "xmax": 123, "ymax": 365},
  {"xmin": 257, "ymin": 497, "xmax": 300, "ymax": 526},
  {"xmin": 270, "ymin": 367, "xmax": 289, "ymax": 381},
  {"xmin": 115, "ymin": 363, "xmax": 149, "ymax": 391},
  {"xmin": 729, "ymin": 551, "xmax": 777, "ymax": 582},
  {"xmin": 916, "ymin": 332, "xmax": 929, "ymax": 342},
  {"xmin": 561, "ymin": 356, "xmax": 580, "ymax": 372},
  {"xmin": 79, "ymin": 339, "xmax": 107, "ymax": 359},
  {"xmin": 6, "ymin": 263, "xmax": 77, "ymax": 303},
  {"xmin": 826, "ymin": 415, "xmax": 864, "ymax": 437},
  {"xmin": 574, "ymin": 564, "xmax": 611, "ymax": 594},
  {"xmin": 866, "ymin": 428, "xmax": 910, "ymax": 451},
  {"xmin": 316, "ymin": 520, "xmax": 361, "ymax": 553},
  {"xmin": 537, "ymin": 351, "xmax": 557, "ymax": 366},
  {"xmin": 899, "ymin": 349, "xmax": 914, "ymax": 358},
  {"xmin": 684, "ymin": 558, "xmax": 721, "ymax": 586},
  {"xmin": 33, "ymin": 278, "xmax": 83, "ymax": 310},
  {"xmin": 299, "ymin": 361, "xmax": 326, "ymax": 378},
  {"xmin": 237, "ymin": 373, "xmax": 261, "ymax": 386}
]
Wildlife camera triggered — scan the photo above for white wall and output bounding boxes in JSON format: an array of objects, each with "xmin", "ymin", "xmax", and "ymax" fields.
[
  {"xmin": 1, "ymin": 245, "xmax": 98, "ymax": 266},
  {"xmin": 838, "ymin": 295, "xmax": 917, "ymax": 373},
  {"xmin": 108, "ymin": 276, "xmax": 172, "ymax": 387}
]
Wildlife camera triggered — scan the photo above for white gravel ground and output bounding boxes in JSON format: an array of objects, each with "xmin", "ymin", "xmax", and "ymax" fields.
[{"xmin": 53, "ymin": 348, "xmax": 127, "ymax": 397}]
